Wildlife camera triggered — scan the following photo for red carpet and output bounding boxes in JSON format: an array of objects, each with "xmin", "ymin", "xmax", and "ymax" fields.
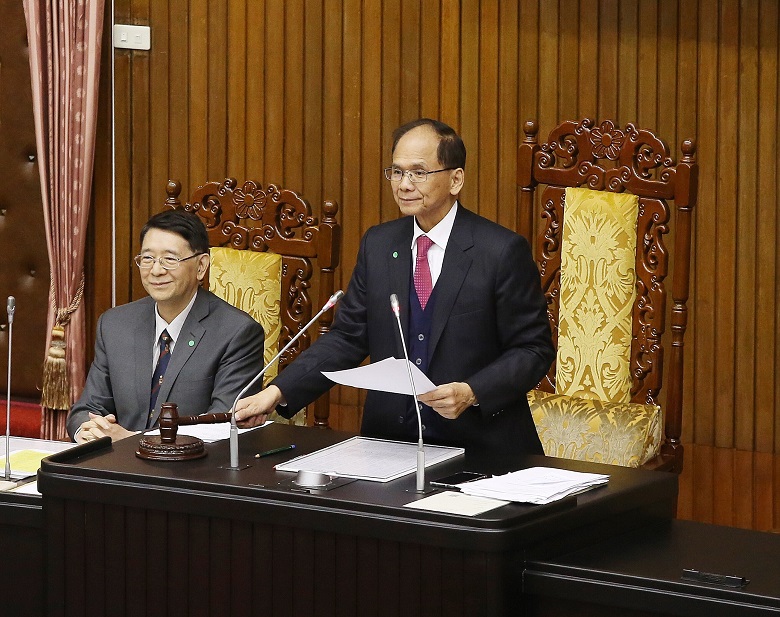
[{"xmin": 0, "ymin": 399, "xmax": 42, "ymax": 438}]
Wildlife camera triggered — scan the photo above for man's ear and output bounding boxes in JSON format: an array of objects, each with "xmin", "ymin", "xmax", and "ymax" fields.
[
  {"xmin": 196, "ymin": 253, "xmax": 210, "ymax": 282},
  {"xmin": 449, "ymin": 168, "xmax": 465, "ymax": 196}
]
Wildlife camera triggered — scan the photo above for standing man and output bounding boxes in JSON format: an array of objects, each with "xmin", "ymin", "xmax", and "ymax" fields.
[
  {"xmin": 235, "ymin": 119, "xmax": 554, "ymax": 456},
  {"xmin": 68, "ymin": 209, "xmax": 265, "ymax": 442}
]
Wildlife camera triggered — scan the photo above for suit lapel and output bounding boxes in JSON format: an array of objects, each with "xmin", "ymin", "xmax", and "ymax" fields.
[
  {"xmin": 387, "ymin": 220, "xmax": 414, "ymax": 354},
  {"xmin": 135, "ymin": 300, "xmax": 157, "ymax": 425},
  {"xmin": 430, "ymin": 207, "xmax": 474, "ymax": 354},
  {"xmin": 149, "ymin": 289, "xmax": 209, "ymax": 425}
]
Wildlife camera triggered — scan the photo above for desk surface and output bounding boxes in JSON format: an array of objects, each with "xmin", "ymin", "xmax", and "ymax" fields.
[{"xmin": 40, "ymin": 422, "xmax": 677, "ymax": 552}]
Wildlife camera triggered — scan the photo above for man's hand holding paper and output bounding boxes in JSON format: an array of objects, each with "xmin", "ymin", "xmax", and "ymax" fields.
[
  {"xmin": 321, "ymin": 358, "xmax": 476, "ymax": 420},
  {"xmin": 321, "ymin": 357, "xmax": 436, "ymax": 396},
  {"xmin": 418, "ymin": 382, "xmax": 477, "ymax": 419}
]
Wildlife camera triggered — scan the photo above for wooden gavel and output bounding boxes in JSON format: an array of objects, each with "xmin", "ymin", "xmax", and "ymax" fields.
[
  {"xmin": 137, "ymin": 402, "xmax": 234, "ymax": 461},
  {"xmin": 157, "ymin": 402, "xmax": 233, "ymax": 443}
]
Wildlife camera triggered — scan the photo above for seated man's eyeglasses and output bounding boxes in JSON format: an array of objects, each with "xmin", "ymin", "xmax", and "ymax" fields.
[
  {"xmin": 134, "ymin": 253, "xmax": 204, "ymax": 270},
  {"xmin": 383, "ymin": 167, "xmax": 456, "ymax": 183}
]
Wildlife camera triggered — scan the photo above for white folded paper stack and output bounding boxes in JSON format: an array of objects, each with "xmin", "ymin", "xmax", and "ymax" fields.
[{"xmin": 457, "ymin": 466, "xmax": 609, "ymax": 505}]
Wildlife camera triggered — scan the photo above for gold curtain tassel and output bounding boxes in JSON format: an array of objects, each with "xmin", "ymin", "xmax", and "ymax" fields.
[{"xmin": 41, "ymin": 325, "xmax": 71, "ymax": 410}]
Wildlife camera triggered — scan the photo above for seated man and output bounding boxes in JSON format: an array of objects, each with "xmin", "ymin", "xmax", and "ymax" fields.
[
  {"xmin": 68, "ymin": 209, "xmax": 265, "ymax": 443},
  {"xmin": 235, "ymin": 119, "xmax": 554, "ymax": 457}
]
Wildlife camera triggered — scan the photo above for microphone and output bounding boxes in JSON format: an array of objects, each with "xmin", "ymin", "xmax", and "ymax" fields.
[
  {"xmin": 389, "ymin": 293, "xmax": 426, "ymax": 492},
  {"xmin": 226, "ymin": 290, "xmax": 344, "ymax": 469},
  {"xmin": 4, "ymin": 297, "xmax": 16, "ymax": 483}
]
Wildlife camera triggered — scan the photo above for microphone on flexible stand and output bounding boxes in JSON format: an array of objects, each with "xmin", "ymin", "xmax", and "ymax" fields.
[
  {"xmin": 1, "ymin": 297, "xmax": 16, "ymax": 489},
  {"xmin": 225, "ymin": 290, "xmax": 345, "ymax": 470},
  {"xmin": 389, "ymin": 294, "xmax": 426, "ymax": 492}
]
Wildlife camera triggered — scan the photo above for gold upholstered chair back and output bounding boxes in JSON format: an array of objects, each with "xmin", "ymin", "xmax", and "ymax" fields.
[
  {"xmin": 164, "ymin": 178, "xmax": 341, "ymax": 428},
  {"xmin": 518, "ymin": 119, "xmax": 698, "ymax": 472}
]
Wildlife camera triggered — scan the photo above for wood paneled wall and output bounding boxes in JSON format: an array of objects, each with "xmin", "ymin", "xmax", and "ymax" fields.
[{"xmin": 91, "ymin": 0, "xmax": 780, "ymax": 529}]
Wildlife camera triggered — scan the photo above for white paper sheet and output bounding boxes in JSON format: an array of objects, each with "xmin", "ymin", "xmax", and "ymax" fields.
[
  {"xmin": 0, "ymin": 437, "xmax": 76, "ymax": 480},
  {"xmin": 274, "ymin": 436, "xmax": 464, "ymax": 482},
  {"xmin": 322, "ymin": 357, "xmax": 437, "ymax": 395},
  {"xmin": 144, "ymin": 420, "xmax": 272, "ymax": 443},
  {"xmin": 458, "ymin": 467, "xmax": 609, "ymax": 505},
  {"xmin": 11, "ymin": 480, "xmax": 40, "ymax": 495},
  {"xmin": 404, "ymin": 491, "xmax": 509, "ymax": 516}
]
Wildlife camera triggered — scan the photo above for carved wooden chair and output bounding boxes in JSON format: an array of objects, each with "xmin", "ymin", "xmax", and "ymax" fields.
[
  {"xmin": 164, "ymin": 178, "xmax": 341, "ymax": 428},
  {"xmin": 518, "ymin": 119, "xmax": 697, "ymax": 472}
]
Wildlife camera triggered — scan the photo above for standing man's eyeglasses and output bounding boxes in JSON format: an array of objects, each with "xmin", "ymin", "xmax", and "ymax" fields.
[{"xmin": 383, "ymin": 167, "xmax": 456, "ymax": 183}]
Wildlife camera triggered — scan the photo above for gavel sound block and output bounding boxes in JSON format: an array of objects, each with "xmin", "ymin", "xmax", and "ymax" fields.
[{"xmin": 136, "ymin": 402, "xmax": 232, "ymax": 461}]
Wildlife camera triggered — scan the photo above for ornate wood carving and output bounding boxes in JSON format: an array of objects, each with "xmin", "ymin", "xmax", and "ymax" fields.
[
  {"xmin": 518, "ymin": 119, "xmax": 698, "ymax": 473},
  {"xmin": 164, "ymin": 178, "xmax": 341, "ymax": 428}
]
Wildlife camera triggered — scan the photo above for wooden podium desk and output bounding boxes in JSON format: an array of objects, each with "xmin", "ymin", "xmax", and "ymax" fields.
[{"xmin": 38, "ymin": 423, "xmax": 677, "ymax": 617}]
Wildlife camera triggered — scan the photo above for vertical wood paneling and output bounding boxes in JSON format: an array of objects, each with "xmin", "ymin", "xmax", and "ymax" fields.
[
  {"xmin": 597, "ymin": 0, "xmax": 618, "ymax": 120},
  {"xmin": 559, "ymin": 0, "xmax": 579, "ymax": 121},
  {"xmin": 207, "ymin": 1, "xmax": 228, "ymax": 180},
  {"xmin": 419, "ymin": 1, "xmax": 441, "ymax": 118},
  {"xmin": 637, "ymin": 1, "xmax": 658, "ymax": 128},
  {"xmin": 517, "ymin": 1, "xmax": 539, "ymax": 130},
  {"xmin": 478, "ymin": 1, "xmax": 499, "ymax": 222},
  {"xmin": 284, "ymin": 0, "xmax": 305, "ymax": 191},
  {"xmin": 715, "ymin": 0, "xmax": 739, "ymax": 449},
  {"xmin": 497, "ymin": 1, "xmax": 518, "ymax": 231},
  {"xmin": 226, "ymin": 0, "xmax": 247, "ymax": 179},
  {"xmin": 578, "ymin": 0, "xmax": 598, "ymax": 119},
  {"xmin": 167, "ymin": 0, "xmax": 189, "ymax": 190},
  {"xmin": 459, "ymin": 0, "xmax": 479, "ymax": 211},
  {"xmin": 245, "ymin": 0, "xmax": 265, "ymax": 176},
  {"xmin": 93, "ymin": 0, "xmax": 780, "ymax": 530},
  {"xmin": 148, "ymin": 0, "xmax": 169, "ymax": 219},
  {"xmin": 264, "ymin": 0, "xmax": 284, "ymax": 183},
  {"xmin": 303, "ymin": 0, "xmax": 324, "ymax": 204},
  {"xmin": 538, "ymin": 1, "xmax": 559, "ymax": 133},
  {"xmin": 188, "ymin": 0, "xmax": 208, "ymax": 184},
  {"xmin": 735, "ymin": 1, "xmax": 760, "ymax": 450},
  {"xmin": 380, "ymin": 0, "xmax": 401, "ymax": 225},
  {"xmin": 693, "ymin": 0, "xmax": 717, "ymax": 447},
  {"xmin": 616, "ymin": 1, "xmax": 638, "ymax": 123},
  {"xmin": 438, "ymin": 0, "xmax": 460, "ymax": 125},
  {"xmin": 756, "ymin": 0, "xmax": 779, "ymax": 454}
]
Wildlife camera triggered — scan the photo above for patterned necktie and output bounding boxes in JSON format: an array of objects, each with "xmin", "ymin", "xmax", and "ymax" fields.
[
  {"xmin": 149, "ymin": 330, "xmax": 172, "ymax": 423},
  {"xmin": 414, "ymin": 235, "xmax": 434, "ymax": 309}
]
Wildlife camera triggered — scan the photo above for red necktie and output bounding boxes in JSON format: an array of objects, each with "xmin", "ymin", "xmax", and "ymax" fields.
[{"xmin": 414, "ymin": 235, "xmax": 434, "ymax": 309}]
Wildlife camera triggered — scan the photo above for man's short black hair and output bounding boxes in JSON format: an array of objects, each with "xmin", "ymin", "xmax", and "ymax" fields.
[
  {"xmin": 140, "ymin": 210, "xmax": 210, "ymax": 254},
  {"xmin": 392, "ymin": 118, "xmax": 467, "ymax": 170}
]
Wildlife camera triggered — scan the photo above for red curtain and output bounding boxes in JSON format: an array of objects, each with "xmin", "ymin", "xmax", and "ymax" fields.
[{"xmin": 23, "ymin": 0, "xmax": 105, "ymax": 440}]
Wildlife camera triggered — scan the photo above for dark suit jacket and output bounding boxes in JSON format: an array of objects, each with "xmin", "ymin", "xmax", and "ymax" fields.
[
  {"xmin": 67, "ymin": 288, "xmax": 265, "ymax": 438},
  {"xmin": 274, "ymin": 205, "xmax": 555, "ymax": 456}
]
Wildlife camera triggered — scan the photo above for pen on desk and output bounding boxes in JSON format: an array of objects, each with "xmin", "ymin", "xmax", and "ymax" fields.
[{"xmin": 254, "ymin": 444, "xmax": 296, "ymax": 458}]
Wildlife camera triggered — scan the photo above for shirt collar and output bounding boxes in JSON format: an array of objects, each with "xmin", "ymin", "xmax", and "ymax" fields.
[
  {"xmin": 411, "ymin": 201, "xmax": 459, "ymax": 250},
  {"xmin": 154, "ymin": 289, "xmax": 198, "ymax": 345}
]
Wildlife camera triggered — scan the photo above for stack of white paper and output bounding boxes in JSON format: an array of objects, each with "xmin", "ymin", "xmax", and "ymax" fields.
[{"xmin": 457, "ymin": 466, "xmax": 609, "ymax": 505}]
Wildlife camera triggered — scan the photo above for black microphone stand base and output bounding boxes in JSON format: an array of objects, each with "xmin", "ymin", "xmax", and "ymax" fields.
[
  {"xmin": 136, "ymin": 434, "xmax": 207, "ymax": 461},
  {"xmin": 404, "ymin": 485, "xmax": 437, "ymax": 495}
]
